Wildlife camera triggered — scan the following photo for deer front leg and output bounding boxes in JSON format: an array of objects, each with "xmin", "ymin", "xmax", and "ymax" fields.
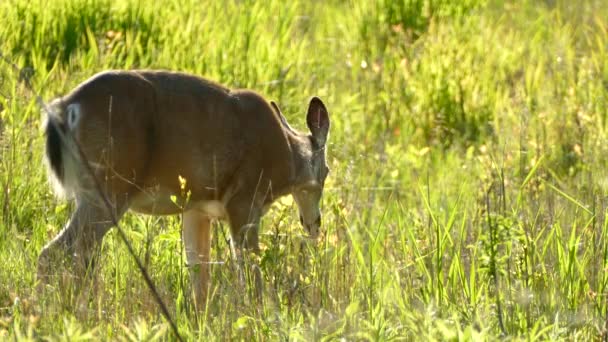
[
  {"xmin": 37, "ymin": 198, "xmax": 123, "ymax": 283},
  {"xmin": 226, "ymin": 195, "xmax": 263, "ymax": 301},
  {"xmin": 182, "ymin": 209, "xmax": 211, "ymax": 311}
]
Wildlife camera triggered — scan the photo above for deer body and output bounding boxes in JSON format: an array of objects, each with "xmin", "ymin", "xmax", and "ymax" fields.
[{"xmin": 38, "ymin": 70, "xmax": 330, "ymax": 309}]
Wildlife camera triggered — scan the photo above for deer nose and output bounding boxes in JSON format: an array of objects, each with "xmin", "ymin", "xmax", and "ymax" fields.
[{"xmin": 308, "ymin": 216, "xmax": 321, "ymax": 240}]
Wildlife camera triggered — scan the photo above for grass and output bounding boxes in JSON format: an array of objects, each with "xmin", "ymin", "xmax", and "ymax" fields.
[{"xmin": 1, "ymin": 0, "xmax": 608, "ymax": 339}]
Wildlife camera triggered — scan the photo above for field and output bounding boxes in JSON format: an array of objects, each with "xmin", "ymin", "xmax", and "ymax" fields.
[{"xmin": 1, "ymin": 0, "xmax": 608, "ymax": 340}]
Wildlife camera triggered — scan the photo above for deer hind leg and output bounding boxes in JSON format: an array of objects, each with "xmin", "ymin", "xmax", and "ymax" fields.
[
  {"xmin": 37, "ymin": 196, "xmax": 126, "ymax": 283},
  {"xmin": 182, "ymin": 209, "xmax": 212, "ymax": 310}
]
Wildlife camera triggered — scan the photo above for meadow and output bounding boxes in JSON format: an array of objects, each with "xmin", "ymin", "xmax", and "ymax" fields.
[{"xmin": 1, "ymin": 0, "xmax": 608, "ymax": 340}]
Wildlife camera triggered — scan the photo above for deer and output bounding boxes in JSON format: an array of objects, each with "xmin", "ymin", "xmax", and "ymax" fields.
[{"xmin": 37, "ymin": 70, "xmax": 331, "ymax": 309}]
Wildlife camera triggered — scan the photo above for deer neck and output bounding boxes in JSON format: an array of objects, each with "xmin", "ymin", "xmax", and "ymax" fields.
[{"xmin": 286, "ymin": 133, "xmax": 311, "ymax": 189}]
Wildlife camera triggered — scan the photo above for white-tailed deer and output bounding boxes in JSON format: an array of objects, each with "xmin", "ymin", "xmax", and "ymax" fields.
[{"xmin": 37, "ymin": 70, "xmax": 330, "ymax": 309}]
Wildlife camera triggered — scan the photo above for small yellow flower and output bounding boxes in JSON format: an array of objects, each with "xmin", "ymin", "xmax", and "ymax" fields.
[{"xmin": 178, "ymin": 175, "xmax": 187, "ymax": 191}]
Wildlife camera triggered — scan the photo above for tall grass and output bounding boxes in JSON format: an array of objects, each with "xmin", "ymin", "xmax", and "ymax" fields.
[{"xmin": 1, "ymin": 0, "xmax": 608, "ymax": 339}]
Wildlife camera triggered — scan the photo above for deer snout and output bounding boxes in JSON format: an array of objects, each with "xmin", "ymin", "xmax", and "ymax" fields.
[{"xmin": 300, "ymin": 214, "xmax": 321, "ymax": 240}]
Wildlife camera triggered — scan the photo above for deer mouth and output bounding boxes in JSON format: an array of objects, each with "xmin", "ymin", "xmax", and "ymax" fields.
[{"xmin": 300, "ymin": 215, "xmax": 321, "ymax": 240}]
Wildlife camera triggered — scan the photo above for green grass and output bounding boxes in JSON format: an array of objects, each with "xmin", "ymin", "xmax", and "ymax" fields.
[{"xmin": 1, "ymin": 0, "xmax": 608, "ymax": 339}]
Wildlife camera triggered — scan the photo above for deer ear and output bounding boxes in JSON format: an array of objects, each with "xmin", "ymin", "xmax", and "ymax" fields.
[
  {"xmin": 306, "ymin": 97, "xmax": 330, "ymax": 147},
  {"xmin": 270, "ymin": 100, "xmax": 282, "ymax": 116},
  {"xmin": 271, "ymin": 100, "xmax": 298, "ymax": 135}
]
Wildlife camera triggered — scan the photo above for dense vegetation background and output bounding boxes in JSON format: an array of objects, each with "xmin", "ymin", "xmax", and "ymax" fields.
[{"xmin": 1, "ymin": 0, "xmax": 608, "ymax": 340}]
